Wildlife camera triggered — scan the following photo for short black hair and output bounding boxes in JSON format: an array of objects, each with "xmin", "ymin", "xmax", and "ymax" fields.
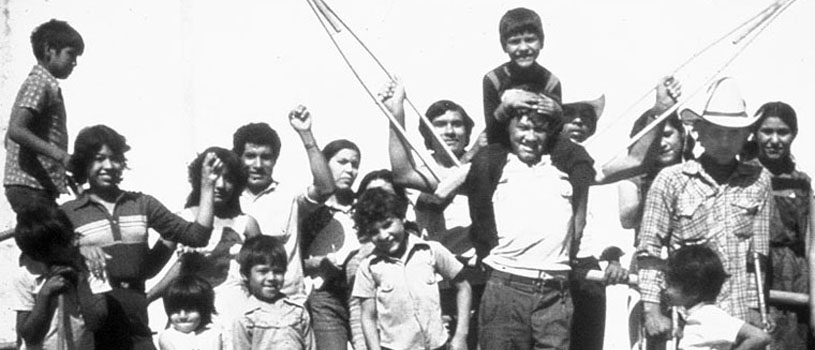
[
  {"xmin": 356, "ymin": 169, "xmax": 407, "ymax": 201},
  {"xmin": 14, "ymin": 207, "xmax": 77, "ymax": 265},
  {"xmin": 499, "ymin": 8, "xmax": 544, "ymax": 49},
  {"xmin": 420, "ymin": 100, "xmax": 474, "ymax": 151},
  {"xmin": 70, "ymin": 125, "xmax": 130, "ymax": 185},
  {"xmin": 185, "ymin": 146, "xmax": 246, "ymax": 217},
  {"xmin": 31, "ymin": 19, "xmax": 84, "ymax": 61},
  {"xmin": 353, "ymin": 188, "xmax": 408, "ymax": 236},
  {"xmin": 237, "ymin": 235, "xmax": 287, "ymax": 277},
  {"xmin": 232, "ymin": 123, "xmax": 281, "ymax": 162},
  {"xmin": 665, "ymin": 245, "xmax": 730, "ymax": 304},
  {"xmin": 162, "ymin": 274, "xmax": 216, "ymax": 329}
]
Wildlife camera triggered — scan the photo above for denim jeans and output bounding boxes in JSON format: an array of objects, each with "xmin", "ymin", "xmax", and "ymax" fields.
[
  {"xmin": 479, "ymin": 270, "xmax": 573, "ymax": 350},
  {"xmin": 308, "ymin": 288, "xmax": 349, "ymax": 350}
]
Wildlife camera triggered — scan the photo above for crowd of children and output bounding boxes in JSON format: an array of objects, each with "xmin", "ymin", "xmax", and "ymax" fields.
[{"xmin": 4, "ymin": 7, "xmax": 813, "ymax": 350}]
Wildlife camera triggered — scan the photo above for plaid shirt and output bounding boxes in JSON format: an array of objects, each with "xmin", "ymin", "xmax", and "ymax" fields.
[
  {"xmin": 4, "ymin": 65, "xmax": 68, "ymax": 194},
  {"xmin": 636, "ymin": 158, "xmax": 772, "ymax": 321}
]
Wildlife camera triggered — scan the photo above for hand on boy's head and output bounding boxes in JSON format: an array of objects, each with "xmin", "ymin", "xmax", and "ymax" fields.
[
  {"xmin": 288, "ymin": 105, "xmax": 312, "ymax": 131},
  {"xmin": 500, "ymin": 89, "xmax": 550, "ymax": 112}
]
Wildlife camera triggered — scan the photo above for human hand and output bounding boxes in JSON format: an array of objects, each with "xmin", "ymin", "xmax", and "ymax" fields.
[
  {"xmin": 603, "ymin": 261, "xmax": 628, "ymax": 285},
  {"xmin": 200, "ymin": 152, "xmax": 224, "ymax": 189},
  {"xmin": 449, "ymin": 333, "xmax": 468, "ymax": 350},
  {"xmin": 500, "ymin": 89, "xmax": 543, "ymax": 110},
  {"xmin": 378, "ymin": 78, "xmax": 406, "ymax": 123},
  {"xmin": 41, "ymin": 267, "xmax": 75, "ymax": 296},
  {"xmin": 643, "ymin": 303, "xmax": 672, "ymax": 337},
  {"xmin": 80, "ymin": 246, "xmax": 111, "ymax": 280},
  {"xmin": 655, "ymin": 76, "xmax": 681, "ymax": 112},
  {"xmin": 289, "ymin": 105, "xmax": 312, "ymax": 132}
]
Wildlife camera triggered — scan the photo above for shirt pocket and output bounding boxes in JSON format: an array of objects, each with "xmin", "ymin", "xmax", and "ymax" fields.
[
  {"xmin": 729, "ymin": 199, "xmax": 761, "ymax": 239},
  {"xmin": 253, "ymin": 316, "xmax": 301, "ymax": 347},
  {"xmin": 674, "ymin": 198, "xmax": 709, "ymax": 242}
]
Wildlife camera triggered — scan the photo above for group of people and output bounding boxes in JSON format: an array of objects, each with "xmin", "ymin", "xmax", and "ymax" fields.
[{"xmin": 3, "ymin": 7, "xmax": 813, "ymax": 350}]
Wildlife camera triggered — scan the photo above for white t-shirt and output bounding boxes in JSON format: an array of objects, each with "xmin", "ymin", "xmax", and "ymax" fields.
[
  {"xmin": 680, "ymin": 303, "xmax": 744, "ymax": 350},
  {"xmin": 484, "ymin": 154, "xmax": 573, "ymax": 275}
]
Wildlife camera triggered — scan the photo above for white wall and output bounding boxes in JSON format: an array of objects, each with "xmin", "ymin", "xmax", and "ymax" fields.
[{"xmin": 0, "ymin": 0, "xmax": 812, "ymax": 344}]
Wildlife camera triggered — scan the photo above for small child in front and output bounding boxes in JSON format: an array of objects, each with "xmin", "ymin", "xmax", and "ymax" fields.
[
  {"xmin": 665, "ymin": 245, "xmax": 770, "ymax": 350},
  {"xmin": 159, "ymin": 275, "xmax": 222, "ymax": 350},
  {"xmin": 352, "ymin": 188, "xmax": 472, "ymax": 350},
  {"xmin": 4, "ymin": 19, "xmax": 84, "ymax": 213},
  {"xmin": 11, "ymin": 207, "xmax": 107, "ymax": 350},
  {"xmin": 232, "ymin": 236, "xmax": 315, "ymax": 350}
]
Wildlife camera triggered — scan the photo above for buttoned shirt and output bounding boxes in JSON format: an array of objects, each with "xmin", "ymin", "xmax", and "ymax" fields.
[
  {"xmin": 4, "ymin": 65, "xmax": 69, "ymax": 194},
  {"xmin": 240, "ymin": 181, "xmax": 320, "ymax": 302},
  {"xmin": 636, "ymin": 159, "xmax": 772, "ymax": 320},
  {"xmin": 232, "ymin": 295, "xmax": 315, "ymax": 350},
  {"xmin": 353, "ymin": 235, "xmax": 463, "ymax": 350},
  {"xmin": 61, "ymin": 191, "xmax": 212, "ymax": 282}
]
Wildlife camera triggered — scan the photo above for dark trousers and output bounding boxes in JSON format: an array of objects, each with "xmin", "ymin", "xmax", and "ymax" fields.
[
  {"xmin": 569, "ymin": 257, "xmax": 606, "ymax": 350},
  {"xmin": 479, "ymin": 269, "xmax": 572, "ymax": 350},
  {"xmin": 5, "ymin": 185, "xmax": 58, "ymax": 214}
]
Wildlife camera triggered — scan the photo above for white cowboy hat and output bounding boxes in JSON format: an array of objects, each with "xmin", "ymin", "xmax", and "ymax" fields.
[
  {"xmin": 680, "ymin": 77, "xmax": 759, "ymax": 128},
  {"xmin": 564, "ymin": 95, "xmax": 605, "ymax": 121}
]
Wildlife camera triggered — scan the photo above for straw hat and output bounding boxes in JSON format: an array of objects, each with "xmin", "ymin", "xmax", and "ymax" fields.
[{"xmin": 680, "ymin": 77, "xmax": 759, "ymax": 128}]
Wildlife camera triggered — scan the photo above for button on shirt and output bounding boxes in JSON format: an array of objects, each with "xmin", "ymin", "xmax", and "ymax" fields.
[
  {"xmin": 636, "ymin": 159, "xmax": 772, "ymax": 321},
  {"xmin": 4, "ymin": 65, "xmax": 69, "ymax": 194},
  {"xmin": 485, "ymin": 154, "xmax": 574, "ymax": 276},
  {"xmin": 353, "ymin": 235, "xmax": 463, "ymax": 350},
  {"xmin": 233, "ymin": 295, "xmax": 315, "ymax": 350}
]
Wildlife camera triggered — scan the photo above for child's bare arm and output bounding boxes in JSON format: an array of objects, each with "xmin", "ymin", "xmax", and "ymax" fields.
[
  {"xmin": 450, "ymin": 279, "xmax": 472, "ymax": 350},
  {"xmin": 8, "ymin": 107, "xmax": 71, "ymax": 167},
  {"xmin": 16, "ymin": 274, "xmax": 68, "ymax": 345},
  {"xmin": 360, "ymin": 297, "xmax": 382, "ymax": 350},
  {"xmin": 732, "ymin": 322, "xmax": 771, "ymax": 350}
]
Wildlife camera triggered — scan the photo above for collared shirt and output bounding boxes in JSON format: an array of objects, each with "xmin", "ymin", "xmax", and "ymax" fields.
[
  {"xmin": 240, "ymin": 181, "xmax": 320, "ymax": 302},
  {"xmin": 636, "ymin": 159, "xmax": 772, "ymax": 321},
  {"xmin": 484, "ymin": 154, "xmax": 574, "ymax": 276},
  {"xmin": 353, "ymin": 235, "xmax": 463, "ymax": 350},
  {"xmin": 232, "ymin": 295, "xmax": 315, "ymax": 350},
  {"xmin": 4, "ymin": 65, "xmax": 69, "ymax": 194},
  {"xmin": 61, "ymin": 191, "xmax": 212, "ymax": 282},
  {"xmin": 678, "ymin": 303, "xmax": 744, "ymax": 350}
]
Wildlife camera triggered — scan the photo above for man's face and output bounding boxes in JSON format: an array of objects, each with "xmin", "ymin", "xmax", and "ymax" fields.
[
  {"xmin": 755, "ymin": 116, "xmax": 794, "ymax": 161},
  {"xmin": 696, "ymin": 121, "xmax": 751, "ymax": 164},
  {"xmin": 658, "ymin": 123, "xmax": 683, "ymax": 166},
  {"xmin": 509, "ymin": 114, "xmax": 551, "ymax": 165},
  {"xmin": 503, "ymin": 31, "xmax": 541, "ymax": 69},
  {"xmin": 45, "ymin": 46, "xmax": 79, "ymax": 79},
  {"xmin": 240, "ymin": 143, "xmax": 276, "ymax": 193},
  {"xmin": 431, "ymin": 111, "xmax": 469, "ymax": 156},
  {"xmin": 366, "ymin": 217, "xmax": 407, "ymax": 258}
]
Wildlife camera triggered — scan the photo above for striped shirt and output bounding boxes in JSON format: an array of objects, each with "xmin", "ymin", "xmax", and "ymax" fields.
[
  {"xmin": 61, "ymin": 191, "xmax": 212, "ymax": 282},
  {"xmin": 636, "ymin": 159, "xmax": 772, "ymax": 321}
]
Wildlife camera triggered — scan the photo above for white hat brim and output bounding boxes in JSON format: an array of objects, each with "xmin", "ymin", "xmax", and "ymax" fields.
[{"xmin": 680, "ymin": 108, "xmax": 759, "ymax": 128}]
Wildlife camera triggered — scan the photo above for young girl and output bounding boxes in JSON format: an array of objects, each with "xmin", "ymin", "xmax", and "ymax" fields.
[{"xmin": 159, "ymin": 275, "xmax": 222, "ymax": 350}]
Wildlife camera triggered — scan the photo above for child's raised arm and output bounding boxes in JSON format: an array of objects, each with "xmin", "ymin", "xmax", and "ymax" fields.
[
  {"xmin": 732, "ymin": 323, "xmax": 771, "ymax": 350},
  {"xmin": 16, "ymin": 270, "xmax": 70, "ymax": 345}
]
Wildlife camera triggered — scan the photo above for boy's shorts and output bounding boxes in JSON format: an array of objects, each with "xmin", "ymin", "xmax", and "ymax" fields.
[{"xmin": 5, "ymin": 185, "xmax": 58, "ymax": 214}]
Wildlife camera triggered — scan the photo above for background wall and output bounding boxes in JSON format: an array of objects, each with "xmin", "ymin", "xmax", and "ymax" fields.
[{"xmin": 1, "ymin": 0, "xmax": 812, "ymax": 346}]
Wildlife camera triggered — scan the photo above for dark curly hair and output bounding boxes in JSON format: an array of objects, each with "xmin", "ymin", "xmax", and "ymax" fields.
[
  {"xmin": 185, "ymin": 147, "xmax": 246, "ymax": 218},
  {"xmin": 353, "ymin": 188, "xmax": 408, "ymax": 237},
  {"xmin": 69, "ymin": 125, "xmax": 130, "ymax": 185},
  {"xmin": 14, "ymin": 206, "xmax": 78, "ymax": 266},
  {"xmin": 31, "ymin": 19, "xmax": 84, "ymax": 61},
  {"xmin": 232, "ymin": 123, "xmax": 281, "ymax": 163}
]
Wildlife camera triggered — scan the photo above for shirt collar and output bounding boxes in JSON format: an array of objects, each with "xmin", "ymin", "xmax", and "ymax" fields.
[
  {"xmin": 506, "ymin": 153, "xmax": 551, "ymax": 169},
  {"xmin": 371, "ymin": 233, "xmax": 429, "ymax": 263},
  {"xmin": 74, "ymin": 190, "xmax": 133, "ymax": 208},
  {"xmin": 680, "ymin": 158, "xmax": 763, "ymax": 182},
  {"xmin": 243, "ymin": 181, "xmax": 279, "ymax": 199}
]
